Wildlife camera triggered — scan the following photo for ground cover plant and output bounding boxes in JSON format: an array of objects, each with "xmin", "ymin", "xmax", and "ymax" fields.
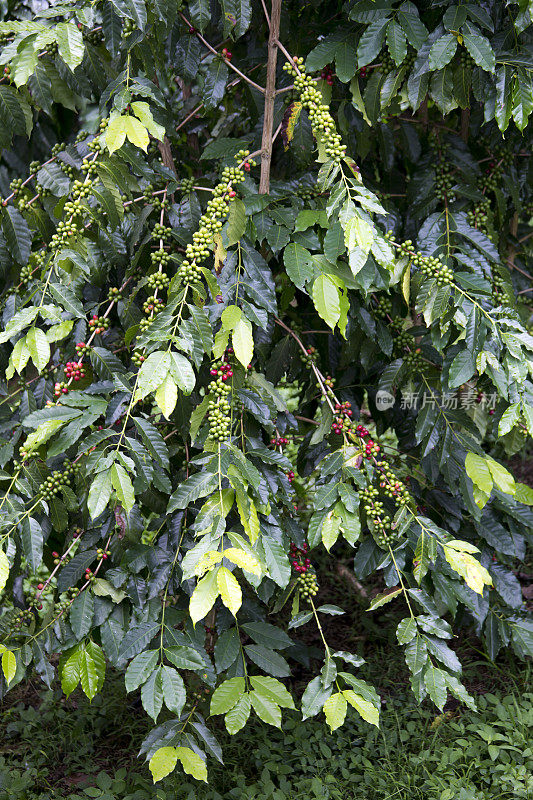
[{"xmin": 0, "ymin": 0, "xmax": 532, "ymax": 786}]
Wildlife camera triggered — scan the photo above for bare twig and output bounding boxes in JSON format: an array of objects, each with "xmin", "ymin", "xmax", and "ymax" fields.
[{"xmin": 179, "ymin": 12, "xmax": 265, "ymax": 94}]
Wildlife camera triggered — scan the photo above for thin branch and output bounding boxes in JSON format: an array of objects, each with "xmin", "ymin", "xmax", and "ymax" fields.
[
  {"xmin": 275, "ymin": 38, "xmax": 299, "ymax": 73},
  {"xmin": 259, "ymin": 0, "xmax": 282, "ymax": 194},
  {"xmin": 260, "ymin": 0, "xmax": 270, "ymax": 25},
  {"xmin": 179, "ymin": 12, "xmax": 265, "ymax": 94}
]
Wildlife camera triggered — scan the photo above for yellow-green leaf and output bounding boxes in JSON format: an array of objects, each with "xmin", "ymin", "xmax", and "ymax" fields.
[
  {"xmin": 175, "ymin": 746, "xmax": 208, "ymax": 782},
  {"xmin": 155, "ymin": 372, "xmax": 177, "ymax": 419},
  {"xmin": 106, "ymin": 114, "xmax": 127, "ymax": 154},
  {"xmin": 149, "ymin": 746, "xmax": 178, "ymax": 783},
  {"xmin": 343, "ymin": 690, "xmax": 379, "ymax": 726},
  {"xmin": 123, "ymin": 115, "xmax": 150, "ymax": 151},
  {"xmin": 442, "ymin": 545, "xmax": 492, "ymax": 595},
  {"xmin": 223, "ymin": 547, "xmax": 261, "ymax": 576},
  {"xmin": 323, "ymin": 691, "xmax": 347, "ymax": 731},
  {"xmin": 2, "ymin": 649, "xmax": 16, "ymax": 684},
  {"xmin": 194, "ymin": 550, "xmax": 224, "ymax": 578},
  {"xmin": 465, "ymin": 452, "xmax": 493, "ymax": 495},
  {"xmin": 0, "ymin": 550, "xmax": 9, "ymax": 593},
  {"xmin": 190, "ymin": 568, "xmax": 220, "ymax": 624},
  {"xmin": 217, "ymin": 566, "xmax": 242, "ymax": 616},
  {"xmin": 130, "ymin": 101, "xmax": 165, "ymax": 140},
  {"xmin": 26, "ymin": 327, "xmax": 50, "ymax": 372},
  {"xmin": 486, "ymin": 458, "xmax": 515, "ymax": 496},
  {"xmin": 232, "ymin": 315, "xmax": 254, "ymax": 368}
]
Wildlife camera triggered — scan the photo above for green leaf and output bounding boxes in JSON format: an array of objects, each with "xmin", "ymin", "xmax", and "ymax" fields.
[
  {"xmin": 2, "ymin": 206, "xmax": 31, "ymax": 264},
  {"xmin": 60, "ymin": 646, "xmax": 81, "ymax": 697},
  {"xmin": 20, "ymin": 517, "xmax": 43, "ymax": 573},
  {"xmin": 262, "ymin": 538, "xmax": 291, "ymax": 587},
  {"xmin": 2, "ymin": 650, "xmax": 16, "ymax": 685},
  {"xmin": 321, "ymin": 512, "xmax": 341, "ymax": 552},
  {"xmin": 155, "ymin": 372, "xmax": 178, "ymax": 420},
  {"xmin": 125, "ymin": 650, "xmax": 159, "ymax": 692},
  {"xmin": 423, "ymin": 665, "xmax": 448, "ymax": 710},
  {"xmin": 80, "ymin": 641, "xmax": 105, "ymax": 700},
  {"xmin": 133, "ymin": 417, "xmax": 169, "ymax": 470},
  {"xmin": 367, "ymin": 587, "xmax": 402, "ymax": 611},
  {"xmin": 210, "ymin": 677, "xmax": 246, "ymax": 715},
  {"xmin": 110, "ymin": 462, "xmax": 135, "ymax": 514},
  {"xmin": 232, "ymin": 316, "xmax": 254, "ymax": 369},
  {"xmin": 250, "ymin": 676, "xmax": 295, "ymax": 709},
  {"xmin": 301, "ymin": 675, "xmax": 333, "ymax": 719},
  {"xmin": 165, "ymin": 645, "xmax": 205, "ymax": 671},
  {"xmin": 397, "ymin": 618, "xmax": 417, "ymax": 645},
  {"xmin": 169, "ymin": 352, "xmax": 195, "ymax": 394},
  {"xmin": 465, "ymin": 452, "xmax": 493, "ymax": 494},
  {"xmin": 284, "ymin": 243, "xmax": 313, "ymax": 289},
  {"xmin": 358, "ymin": 19, "xmax": 389, "ymax": 68},
  {"xmin": 0, "ymin": 550, "xmax": 9, "ymax": 593},
  {"xmin": 149, "ymin": 747, "xmax": 178, "ymax": 783},
  {"xmin": 386, "ymin": 19, "xmax": 407, "ymax": 65},
  {"xmin": 323, "ymin": 691, "xmax": 347, "ymax": 731},
  {"xmin": 141, "ymin": 667, "xmax": 164, "ymax": 721},
  {"xmin": 190, "ymin": 568, "xmax": 220, "ymax": 625},
  {"xmin": 70, "ymin": 591, "xmax": 94, "ymax": 639},
  {"xmin": 161, "ymin": 665, "xmax": 186, "ymax": 715},
  {"xmin": 87, "ymin": 469, "xmax": 113, "ymax": 520},
  {"xmin": 245, "ymin": 645, "xmax": 290, "ymax": 677},
  {"xmin": 225, "ymin": 693, "xmax": 251, "ymax": 734},
  {"xmin": 167, "ymin": 471, "xmax": 218, "ymax": 511},
  {"xmin": 312, "ymin": 275, "xmax": 340, "ymax": 330},
  {"xmin": 135, "ymin": 351, "xmax": 171, "ymax": 400},
  {"xmin": 25, "ymin": 327, "xmax": 50, "ymax": 372},
  {"xmin": 250, "ymin": 690, "xmax": 281, "ymax": 728},
  {"xmin": 217, "ymin": 566, "xmax": 242, "ymax": 616},
  {"xmin": 176, "ymin": 747, "xmax": 207, "ymax": 782},
  {"xmin": 55, "ymin": 22, "xmax": 85, "ymax": 70},
  {"xmin": 48, "ymin": 283, "xmax": 85, "ymax": 318},
  {"xmin": 462, "ymin": 33, "xmax": 495, "ymax": 72},
  {"xmin": 448, "ymin": 349, "xmax": 476, "ymax": 388},
  {"xmin": 429, "ymin": 34, "xmax": 458, "ymax": 70},
  {"xmin": 227, "ymin": 198, "xmax": 246, "ymax": 246},
  {"xmin": 498, "ymin": 403, "xmax": 520, "ymax": 436},
  {"xmin": 343, "ymin": 690, "xmax": 379, "ymax": 726}
]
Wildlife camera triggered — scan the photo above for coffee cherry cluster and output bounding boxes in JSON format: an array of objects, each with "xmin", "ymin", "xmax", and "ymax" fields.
[
  {"xmin": 331, "ymin": 401, "xmax": 353, "ymax": 435},
  {"xmin": 393, "ymin": 237, "xmax": 454, "ymax": 286},
  {"xmin": 320, "ymin": 66, "xmax": 334, "ymax": 85},
  {"xmin": 143, "ymin": 295, "xmax": 165, "ymax": 316},
  {"xmin": 467, "ymin": 199, "xmax": 491, "ymax": 233},
  {"xmin": 39, "ymin": 463, "xmax": 78, "ymax": 501},
  {"xmin": 152, "ymin": 223, "xmax": 172, "ymax": 241},
  {"xmin": 378, "ymin": 50, "xmax": 395, "ymax": 74},
  {"xmin": 180, "ymin": 177, "xmax": 195, "ymax": 194},
  {"xmin": 84, "ymin": 568, "xmax": 96, "ymax": 583},
  {"xmin": 434, "ymin": 160, "xmax": 456, "ymax": 202},
  {"xmin": 89, "ymin": 315, "xmax": 109, "ymax": 334},
  {"xmin": 376, "ymin": 461, "xmax": 410, "ymax": 506},
  {"xmin": 132, "ymin": 350, "xmax": 146, "ymax": 366},
  {"xmin": 283, "ymin": 58, "xmax": 346, "ymax": 161},
  {"xmin": 300, "ymin": 345, "xmax": 317, "ymax": 365},
  {"xmin": 75, "ymin": 342, "xmax": 91, "ymax": 356},
  {"xmin": 96, "ymin": 548, "xmax": 111, "ymax": 560},
  {"xmin": 123, "ymin": 18, "xmax": 136, "ymax": 36},
  {"xmin": 151, "ymin": 248, "xmax": 171, "ymax": 268},
  {"xmin": 393, "ymin": 329, "xmax": 413, "ymax": 356},
  {"xmin": 147, "ymin": 271, "xmax": 170, "ymax": 290},
  {"xmin": 56, "ymin": 587, "xmax": 80, "ymax": 614},
  {"xmin": 287, "ymin": 470, "xmax": 295, "ymax": 483},
  {"xmin": 54, "ymin": 380, "xmax": 69, "ymax": 397},
  {"xmin": 297, "ymin": 569, "xmax": 319, "ymax": 600},
  {"xmin": 83, "ymin": 27, "xmax": 104, "ymax": 45},
  {"xmin": 221, "ymin": 47, "xmax": 232, "ymax": 60},
  {"xmin": 459, "ymin": 49, "xmax": 476, "ymax": 69},
  {"xmin": 374, "ymin": 296, "xmax": 392, "ymax": 318},
  {"xmin": 353, "ymin": 425, "xmax": 381, "ymax": 458},
  {"xmin": 207, "ymin": 358, "xmax": 233, "ymax": 442},
  {"xmin": 64, "ymin": 361, "xmax": 85, "ymax": 381},
  {"xmin": 178, "ymin": 153, "xmax": 251, "ymax": 284},
  {"xmin": 404, "ymin": 348, "xmax": 424, "ymax": 372},
  {"xmin": 290, "ymin": 541, "xmax": 310, "ymax": 573},
  {"xmin": 271, "ymin": 436, "xmax": 289, "ymax": 447},
  {"xmin": 107, "ymin": 286, "xmax": 122, "ymax": 301}
]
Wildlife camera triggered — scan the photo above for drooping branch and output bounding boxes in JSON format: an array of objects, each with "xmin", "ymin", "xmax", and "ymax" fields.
[
  {"xmin": 259, "ymin": 0, "xmax": 282, "ymax": 194},
  {"xmin": 178, "ymin": 12, "xmax": 266, "ymax": 95}
]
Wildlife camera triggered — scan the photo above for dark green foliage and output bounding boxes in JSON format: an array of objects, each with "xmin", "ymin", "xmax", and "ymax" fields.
[{"xmin": 0, "ymin": 0, "xmax": 531, "ymax": 785}]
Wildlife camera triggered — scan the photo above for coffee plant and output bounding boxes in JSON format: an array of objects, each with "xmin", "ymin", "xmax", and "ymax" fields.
[{"xmin": 0, "ymin": 0, "xmax": 532, "ymax": 784}]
